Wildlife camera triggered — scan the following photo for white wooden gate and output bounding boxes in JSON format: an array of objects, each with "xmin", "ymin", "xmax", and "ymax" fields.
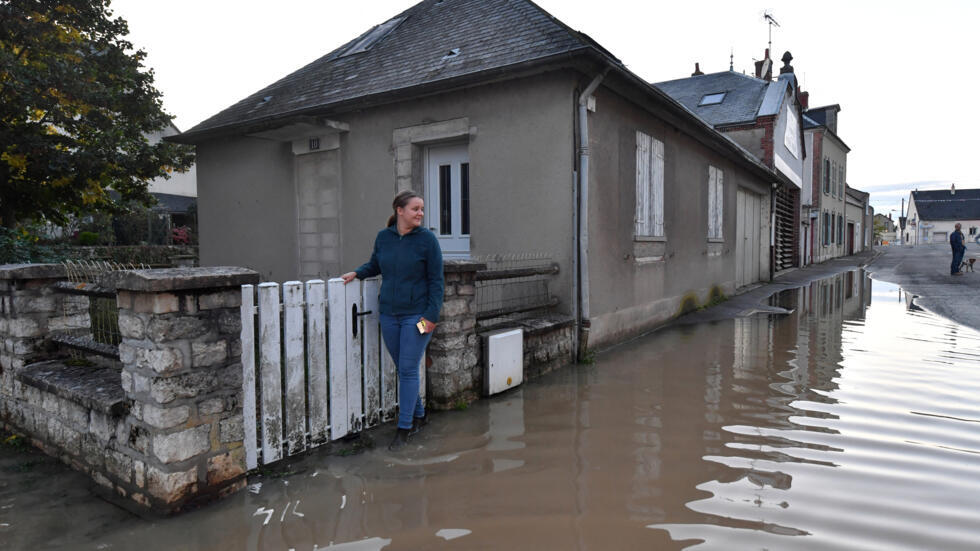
[{"xmin": 240, "ymin": 277, "xmax": 422, "ymax": 469}]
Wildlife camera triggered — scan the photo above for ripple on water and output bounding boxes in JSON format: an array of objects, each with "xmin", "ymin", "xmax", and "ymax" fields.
[{"xmin": 651, "ymin": 277, "xmax": 980, "ymax": 550}]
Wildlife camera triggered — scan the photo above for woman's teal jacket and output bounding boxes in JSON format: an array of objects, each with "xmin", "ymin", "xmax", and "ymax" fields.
[{"xmin": 354, "ymin": 226, "xmax": 444, "ymax": 322}]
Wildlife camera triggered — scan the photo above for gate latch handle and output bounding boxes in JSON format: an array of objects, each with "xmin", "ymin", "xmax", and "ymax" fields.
[{"xmin": 351, "ymin": 304, "xmax": 373, "ymax": 338}]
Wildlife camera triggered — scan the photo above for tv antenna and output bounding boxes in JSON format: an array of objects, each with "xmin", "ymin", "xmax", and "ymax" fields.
[{"xmin": 764, "ymin": 12, "xmax": 780, "ymax": 52}]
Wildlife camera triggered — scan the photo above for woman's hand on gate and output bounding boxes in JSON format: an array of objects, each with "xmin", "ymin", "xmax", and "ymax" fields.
[{"xmin": 341, "ymin": 272, "xmax": 357, "ymax": 284}]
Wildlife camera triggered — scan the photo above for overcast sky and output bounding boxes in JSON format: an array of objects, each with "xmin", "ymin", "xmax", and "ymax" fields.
[{"xmin": 112, "ymin": 0, "xmax": 979, "ymax": 217}]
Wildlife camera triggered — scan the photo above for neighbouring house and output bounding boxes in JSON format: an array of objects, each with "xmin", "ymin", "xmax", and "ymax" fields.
[
  {"xmin": 844, "ymin": 185, "xmax": 872, "ymax": 255},
  {"xmin": 801, "ymin": 104, "xmax": 867, "ymax": 263},
  {"xmin": 146, "ymin": 123, "xmax": 198, "ymax": 236},
  {"xmin": 874, "ymin": 213, "xmax": 897, "ymax": 244},
  {"xmin": 905, "ymin": 186, "xmax": 980, "ymax": 246},
  {"xmin": 169, "ymin": 0, "xmax": 780, "ymax": 352},
  {"xmin": 655, "ymin": 48, "xmax": 806, "ymax": 274}
]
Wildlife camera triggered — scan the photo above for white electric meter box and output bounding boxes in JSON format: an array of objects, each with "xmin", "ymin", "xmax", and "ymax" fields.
[{"xmin": 482, "ymin": 328, "xmax": 523, "ymax": 396}]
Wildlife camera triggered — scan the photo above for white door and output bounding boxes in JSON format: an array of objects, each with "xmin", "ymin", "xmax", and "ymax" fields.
[
  {"xmin": 933, "ymin": 232, "xmax": 947, "ymax": 244},
  {"xmin": 736, "ymin": 189, "xmax": 762, "ymax": 287},
  {"xmin": 425, "ymin": 143, "xmax": 470, "ymax": 257}
]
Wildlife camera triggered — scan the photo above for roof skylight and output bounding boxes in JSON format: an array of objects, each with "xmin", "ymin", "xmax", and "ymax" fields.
[
  {"xmin": 699, "ymin": 92, "xmax": 726, "ymax": 106},
  {"xmin": 339, "ymin": 16, "xmax": 405, "ymax": 58}
]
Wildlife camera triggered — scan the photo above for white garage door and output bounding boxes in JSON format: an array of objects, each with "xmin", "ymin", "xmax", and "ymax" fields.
[{"xmin": 933, "ymin": 232, "xmax": 947, "ymax": 244}]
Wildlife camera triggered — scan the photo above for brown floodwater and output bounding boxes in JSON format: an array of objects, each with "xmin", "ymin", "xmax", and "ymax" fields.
[{"xmin": 3, "ymin": 272, "xmax": 980, "ymax": 550}]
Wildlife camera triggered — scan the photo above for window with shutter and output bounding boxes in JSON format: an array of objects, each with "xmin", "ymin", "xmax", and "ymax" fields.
[
  {"xmin": 823, "ymin": 158, "xmax": 830, "ymax": 194},
  {"xmin": 831, "ymin": 160, "xmax": 837, "ymax": 197},
  {"xmin": 823, "ymin": 212, "xmax": 829, "ymax": 246},
  {"xmin": 635, "ymin": 131, "xmax": 664, "ymax": 238}
]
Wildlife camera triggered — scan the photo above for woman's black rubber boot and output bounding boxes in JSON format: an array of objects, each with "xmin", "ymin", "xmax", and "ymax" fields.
[
  {"xmin": 410, "ymin": 414, "xmax": 428, "ymax": 436},
  {"xmin": 388, "ymin": 428, "xmax": 411, "ymax": 451}
]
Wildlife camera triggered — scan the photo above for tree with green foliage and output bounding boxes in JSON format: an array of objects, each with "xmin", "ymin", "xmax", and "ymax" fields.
[{"xmin": 0, "ymin": 0, "xmax": 193, "ymax": 228}]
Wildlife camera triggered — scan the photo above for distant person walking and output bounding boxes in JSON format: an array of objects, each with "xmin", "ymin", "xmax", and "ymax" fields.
[
  {"xmin": 341, "ymin": 190, "xmax": 444, "ymax": 450},
  {"xmin": 950, "ymin": 223, "xmax": 966, "ymax": 276}
]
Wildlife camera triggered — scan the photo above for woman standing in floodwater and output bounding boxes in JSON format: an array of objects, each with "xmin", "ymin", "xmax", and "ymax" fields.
[{"xmin": 342, "ymin": 190, "xmax": 444, "ymax": 451}]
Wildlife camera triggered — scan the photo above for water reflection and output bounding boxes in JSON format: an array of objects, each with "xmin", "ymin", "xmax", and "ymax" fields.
[
  {"xmin": 4, "ymin": 272, "xmax": 980, "ymax": 550},
  {"xmin": 651, "ymin": 273, "xmax": 980, "ymax": 550}
]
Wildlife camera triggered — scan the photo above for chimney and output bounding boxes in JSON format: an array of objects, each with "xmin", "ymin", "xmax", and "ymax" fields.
[
  {"xmin": 779, "ymin": 51, "xmax": 794, "ymax": 74},
  {"xmin": 951, "ymin": 183, "xmax": 956, "ymax": 195},
  {"xmin": 754, "ymin": 48, "xmax": 772, "ymax": 81},
  {"xmin": 824, "ymin": 105, "xmax": 840, "ymax": 134},
  {"xmin": 799, "ymin": 90, "xmax": 809, "ymax": 109},
  {"xmin": 692, "ymin": 62, "xmax": 704, "ymax": 76}
]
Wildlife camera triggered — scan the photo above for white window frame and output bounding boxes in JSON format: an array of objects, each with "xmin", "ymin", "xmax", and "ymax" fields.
[
  {"xmin": 707, "ymin": 165, "xmax": 723, "ymax": 241},
  {"xmin": 635, "ymin": 131, "xmax": 665, "ymax": 239},
  {"xmin": 783, "ymin": 105, "xmax": 800, "ymax": 159}
]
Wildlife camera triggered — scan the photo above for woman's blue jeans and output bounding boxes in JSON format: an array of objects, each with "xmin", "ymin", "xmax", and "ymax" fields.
[{"xmin": 379, "ymin": 313, "xmax": 432, "ymax": 429}]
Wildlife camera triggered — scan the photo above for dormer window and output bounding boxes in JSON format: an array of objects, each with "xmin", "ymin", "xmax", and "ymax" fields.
[
  {"xmin": 338, "ymin": 16, "xmax": 405, "ymax": 58},
  {"xmin": 698, "ymin": 92, "xmax": 726, "ymax": 106}
]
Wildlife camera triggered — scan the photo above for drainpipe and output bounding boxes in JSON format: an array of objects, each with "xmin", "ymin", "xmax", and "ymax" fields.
[
  {"xmin": 770, "ymin": 182, "xmax": 777, "ymax": 281},
  {"xmin": 576, "ymin": 70, "xmax": 607, "ymax": 361}
]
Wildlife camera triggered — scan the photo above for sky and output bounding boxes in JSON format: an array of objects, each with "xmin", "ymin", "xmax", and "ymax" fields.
[{"xmin": 111, "ymin": 0, "xmax": 980, "ymax": 218}]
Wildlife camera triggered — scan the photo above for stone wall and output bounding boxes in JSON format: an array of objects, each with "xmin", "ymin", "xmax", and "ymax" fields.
[
  {"xmin": 518, "ymin": 316, "xmax": 576, "ymax": 380},
  {"xmin": 427, "ymin": 261, "xmax": 576, "ymax": 407},
  {"xmin": 109, "ymin": 267, "xmax": 258, "ymax": 511},
  {"xmin": 426, "ymin": 260, "xmax": 484, "ymax": 409},
  {"xmin": 2, "ymin": 260, "xmax": 577, "ymax": 512},
  {"xmin": 0, "ymin": 264, "xmax": 258, "ymax": 514},
  {"xmin": 0, "ymin": 264, "xmax": 88, "ymax": 374},
  {"xmin": 4, "ymin": 361, "xmax": 130, "ymax": 501}
]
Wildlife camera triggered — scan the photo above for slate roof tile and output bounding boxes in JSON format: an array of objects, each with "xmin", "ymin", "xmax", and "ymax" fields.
[
  {"xmin": 183, "ymin": 0, "xmax": 591, "ymax": 138},
  {"xmin": 653, "ymin": 71, "xmax": 769, "ymax": 127},
  {"xmin": 912, "ymin": 189, "xmax": 980, "ymax": 221}
]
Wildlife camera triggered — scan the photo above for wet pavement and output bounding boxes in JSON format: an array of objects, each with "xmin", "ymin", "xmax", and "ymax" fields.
[
  {"xmin": 3, "ymin": 270, "xmax": 980, "ymax": 550},
  {"xmin": 868, "ymin": 244, "xmax": 980, "ymax": 332}
]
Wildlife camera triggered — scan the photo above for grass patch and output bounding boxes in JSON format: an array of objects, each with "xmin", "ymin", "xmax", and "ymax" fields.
[
  {"xmin": 699, "ymin": 286, "xmax": 728, "ymax": 310},
  {"xmin": 2, "ymin": 433, "xmax": 27, "ymax": 450},
  {"xmin": 677, "ymin": 293, "xmax": 700, "ymax": 316}
]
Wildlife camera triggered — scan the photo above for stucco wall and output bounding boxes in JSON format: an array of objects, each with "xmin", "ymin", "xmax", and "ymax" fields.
[
  {"xmin": 814, "ymin": 134, "xmax": 848, "ymax": 262},
  {"xmin": 585, "ymin": 85, "xmax": 772, "ymax": 348},
  {"xmin": 772, "ymin": 91, "xmax": 804, "ymax": 189},
  {"xmin": 195, "ymin": 137, "xmax": 296, "ymax": 281},
  {"xmin": 336, "ymin": 72, "xmax": 577, "ymax": 311},
  {"xmin": 194, "ymin": 72, "xmax": 577, "ymax": 303},
  {"xmin": 845, "ymin": 199, "xmax": 865, "ymax": 253},
  {"xmin": 725, "ymin": 128, "xmax": 766, "ymax": 160}
]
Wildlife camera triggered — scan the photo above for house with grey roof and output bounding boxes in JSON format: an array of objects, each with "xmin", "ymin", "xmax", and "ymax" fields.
[
  {"xmin": 656, "ymin": 49, "xmax": 806, "ymax": 273},
  {"xmin": 802, "ymin": 103, "xmax": 854, "ymax": 263},
  {"xmin": 905, "ymin": 186, "xmax": 980, "ymax": 246},
  {"xmin": 844, "ymin": 185, "xmax": 872, "ymax": 255},
  {"xmin": 171, "ymin": 0, "xmax": 781, "ymax": 352}
]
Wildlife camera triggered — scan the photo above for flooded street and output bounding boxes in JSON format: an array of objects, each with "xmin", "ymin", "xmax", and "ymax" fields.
[{"xmin": 3, "ymin": 271, "xmax": 980, "ymax": 550}]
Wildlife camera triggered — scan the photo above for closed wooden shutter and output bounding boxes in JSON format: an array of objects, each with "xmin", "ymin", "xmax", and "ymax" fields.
[
  {"xmin": 635, "ymin": 131, "xmax": 651, "ymax": 237},
  {"xmin": 652, "ymin": 137, "xmax": 665, "ymax": 237},
  {"xmin": 635, "ymin": 131, "xmax": 664, "ymax": 237},
  {"xmin": 708, "ymin": 166, "xmax": 723, "ymax": 239}
]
